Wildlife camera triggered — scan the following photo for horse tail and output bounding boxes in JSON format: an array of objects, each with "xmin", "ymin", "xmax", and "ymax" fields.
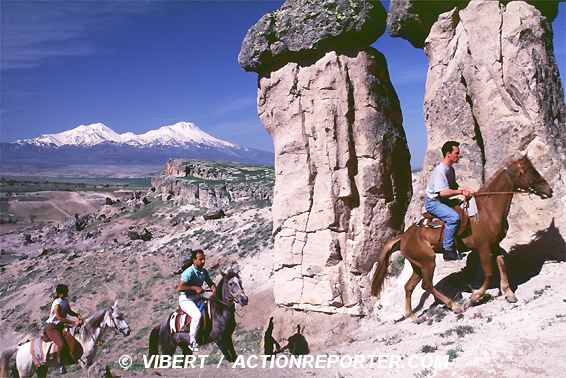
[
  {"xmin": 148, "ymin": 325, "xmax": 160, "ymax": 356},
  {"xmin": 371, "ymin": 235, "xmax": 402, "ymax": 298},
  {"xmin": 0, "ymin": 346, "xmax": 18, "ymax": 378}
]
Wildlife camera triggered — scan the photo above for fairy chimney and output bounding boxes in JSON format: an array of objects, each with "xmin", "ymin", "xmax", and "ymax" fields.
[{"xmin": 239, "ymin": 0, "xmax": 412, "ymax": 314}]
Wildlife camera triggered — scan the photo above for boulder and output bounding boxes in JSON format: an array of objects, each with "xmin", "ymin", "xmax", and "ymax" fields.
[
  {"xmin": 128, "ymin": 228, "xmax": 152, "ymax": 241},
  {"xmin": 22, "ymin": 233, "xmax": 34, "ymax": 245},
  {"xmin": 239, "ymin": 0, "xmax": 386, "ymax": 73},
  {"xmin": 203, "ymin": 208, "xmax": 225, "ymax": 221}
]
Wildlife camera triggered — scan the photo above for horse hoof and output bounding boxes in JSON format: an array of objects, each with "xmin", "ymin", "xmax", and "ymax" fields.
[
  {"xmin": 505, "ymin": 294, "xmax": 518, "ymax": 303},
  {"xmin": 452, "ymin": 305, "xmax": 463, "ymax": 314},
  {"xmin": 412, "ymin": 316, "xmax": 425, "ymax": 324},
  {"xmin": 463, "ymin": 300, "xmax": 475, "ymax": 311}
]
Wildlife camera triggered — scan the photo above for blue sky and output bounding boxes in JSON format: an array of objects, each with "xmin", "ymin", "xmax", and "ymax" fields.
[{"xmin": 1, "ymin": 1, "xmax": 564, "ymax": 169}]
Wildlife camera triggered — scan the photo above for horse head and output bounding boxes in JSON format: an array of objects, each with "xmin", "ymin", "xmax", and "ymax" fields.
[
  {"xmin": 105, "ymin": 301, "xmax": 131, "ymax": 336},
  {"xmin": 506, "ymin": 155, "xmax": 552, "ymax": 199},
  {"xmin": 220, "ymin": 270, "xmax": 248, "ymax": 306}
]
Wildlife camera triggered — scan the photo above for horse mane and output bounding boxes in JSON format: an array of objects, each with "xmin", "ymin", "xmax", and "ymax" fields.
[
  {"xmin": 79, "ymin": 308, "xmax": 108, "ymax": 341},
  {"xmin": 477, "ymin": 155, "xmax": 527, "ymax": 192}
]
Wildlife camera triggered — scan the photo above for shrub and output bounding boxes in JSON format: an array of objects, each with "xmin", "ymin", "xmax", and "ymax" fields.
[{"xmin": 420, "ymin": 345, "xmax": 438, "ymax": 353}]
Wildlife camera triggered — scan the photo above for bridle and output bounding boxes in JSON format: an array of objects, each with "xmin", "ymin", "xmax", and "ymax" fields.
[
  {"xmin": 473, "ymin": 163, "xmax": 536, "ymax": 197},
  {"xmin": 215, "ymin": 279, "xmax": 245, "ymax": 307},
  {"xmin": 107, "ymin": 308, "xmax": 130, "ymax": 335}
]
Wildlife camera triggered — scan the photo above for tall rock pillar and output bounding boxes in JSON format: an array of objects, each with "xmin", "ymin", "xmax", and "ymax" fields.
[{"xmin": 239, "ymin": 0, "xmax": 412, "ymax": 314}]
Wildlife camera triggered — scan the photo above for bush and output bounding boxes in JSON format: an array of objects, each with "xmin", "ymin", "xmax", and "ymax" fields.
[{"xmin": 420, "ymin": 345, "xmax": 438, "ymax": 353}]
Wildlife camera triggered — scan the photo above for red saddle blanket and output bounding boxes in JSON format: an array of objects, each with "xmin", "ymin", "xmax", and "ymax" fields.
[{"xmin": 169, "ymin": 309, "xmax": 192, "ymax": 333}]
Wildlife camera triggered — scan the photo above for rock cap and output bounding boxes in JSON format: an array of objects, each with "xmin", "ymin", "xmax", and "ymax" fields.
[{"xmin": 239, "ymin": 0, "xmax": 387, "ymax": 73}]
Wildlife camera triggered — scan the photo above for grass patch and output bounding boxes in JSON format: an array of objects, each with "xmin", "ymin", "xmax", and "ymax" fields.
[
  {"xmin": 389, "ymin": 254, "xmax": 405, "ymax": 277},
  {"xmin": 128, "ymin": 281, "xmax": 143, "ymax": 299},
  {"xmin": 27, "ymin": 322, "xmax": 41, "ymax": 335},
  {"xmin": 440, "ymin": 325, "xmax": 474, "ymax": 338},
  {"xmin": 133, "ymin": 326, "xmax": 152, "ymax": 341},
  {"xmin": 233, "ymin": 327, "xmax": 262, "ymax": 355},
  {"xmin": 98, "ymin": 299, "xmax": 113, "ymax": 309},
  {"xmin": 236, "ymin": 221, "xmax": 273, "ymax": 257},
  {"xmin": 146, "ymin": 273, "xmax": 163, "ymax": 287},
  {"xmin": 446, "ymin": 346, "xmax": 463, "ymax": 362},
  {"xmin": 378, "ymin": 334, "xmax": 402, "ymax": 346},
  {"xmin": 427, "ymin": 305, "xmax": 449, "ymax": 323},
  {"xmin": 128, "ymin": 198, "xmax": 168, "ymax": 220}
]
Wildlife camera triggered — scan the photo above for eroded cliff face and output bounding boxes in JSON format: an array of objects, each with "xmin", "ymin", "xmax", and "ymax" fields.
[
  {"xmin": 406, "ymin": 0, "xmax": 565, "ymax": 246},
  {"xmin": 151, "ymin": 159, "xmax": 274, "ymax": 208},
  {"xmin": 256, "ymin": 49, "xmax": 411, "ymax": 314},
  {"xmin": 240, "ymin": 0, "xmax": 412, "ymax": 314}
]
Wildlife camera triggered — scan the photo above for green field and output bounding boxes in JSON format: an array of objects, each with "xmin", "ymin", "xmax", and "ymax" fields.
[{"xmin": 0, "ymin": 176, "xmax": 151, "ymax": 193}]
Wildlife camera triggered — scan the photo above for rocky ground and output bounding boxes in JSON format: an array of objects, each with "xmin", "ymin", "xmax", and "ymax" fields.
[{"xmin": 1, "ymin": 176, "xmax": 565, "ymax": 378}]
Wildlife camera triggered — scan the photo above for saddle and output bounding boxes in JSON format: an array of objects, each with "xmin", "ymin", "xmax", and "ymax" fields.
[
  {"xmin": 418, "ymin": 206, "xmax": 470, "ymax": 238},
  {"xmin": 170, "ymin": 299, "xmax": 208, "ymax": 334},
  {"xmin": 32, "ymin": 329, "xmax": 83, "ymax": 367}
]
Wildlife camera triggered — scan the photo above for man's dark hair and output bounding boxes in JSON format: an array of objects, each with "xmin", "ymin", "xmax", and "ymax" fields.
[
  {"xmin": 175, "ymin": 249, "xmax": 205, "ymax": 274},
  {"xmin": 441, "ymin": 141, "xmax": 460, "ymax": 157},
  {"xmin": 56, "ymin": 284, "xmax": 69, "ymax": 296},
  {"xmin": 192, "ymin": 249, "xmax": 204, "ymax": 261}
]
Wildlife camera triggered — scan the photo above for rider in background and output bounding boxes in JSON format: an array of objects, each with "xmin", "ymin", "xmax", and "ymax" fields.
[
  {"xmin": 424, "ymin": 141, "xmax": 475, "ymax": 261},
  {"xmin": 44, "ymin": 284, "xmax": 83, "ymax": 374},
  {"xmin": 177, "ymin": 249, "xmax": 216, "ymax": 352}
]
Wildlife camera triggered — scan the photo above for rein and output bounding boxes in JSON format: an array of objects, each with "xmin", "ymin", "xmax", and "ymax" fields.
[
  {"xmin": 473, "ymin": 165, "xmax": 533, "ymax": 197},
  {"xmin": 473, "ymin": 191, "xmax": 524, "ymax": 196}
]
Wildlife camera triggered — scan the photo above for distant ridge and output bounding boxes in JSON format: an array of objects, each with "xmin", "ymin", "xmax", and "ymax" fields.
[{"xmin": 2, "ymin": 122, "xmax": 274, "ymax": 175}]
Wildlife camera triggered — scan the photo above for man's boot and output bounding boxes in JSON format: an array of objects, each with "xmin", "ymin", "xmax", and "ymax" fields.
[{"xmin": 443, "ymin": 249, "xmax": 462, "ymax": 261}]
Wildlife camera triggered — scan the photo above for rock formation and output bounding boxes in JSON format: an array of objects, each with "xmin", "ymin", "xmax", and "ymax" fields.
[
  {"xmin": 151, "ymin": 159, "xmax": 274, "ymax": 208},
  {"xmin": 387, "ymin": 0, "xmax": 560, "ymax": 48},
  {"xmin": 401, "ymin": 0, "xmax": 565, "ymax": 248},
  {"xmin": 240, "ymin": 0, "xmax": 412, "ymax": 314}
]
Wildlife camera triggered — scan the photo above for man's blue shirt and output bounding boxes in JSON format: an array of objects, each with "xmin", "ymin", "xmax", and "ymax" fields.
[{"xmin": 180, "ymin": 265, "xmax": 211, "ymax": 297}]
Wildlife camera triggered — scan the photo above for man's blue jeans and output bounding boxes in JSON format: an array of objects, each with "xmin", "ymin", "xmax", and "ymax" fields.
[{"xmin": 424, "ymin": 196, "xmax": 460, "ymax": 252}]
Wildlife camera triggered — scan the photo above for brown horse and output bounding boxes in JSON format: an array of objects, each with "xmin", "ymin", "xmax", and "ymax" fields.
[{"xmin": 371, "ymin": 155, "xmax": 552, "ymax": 321}]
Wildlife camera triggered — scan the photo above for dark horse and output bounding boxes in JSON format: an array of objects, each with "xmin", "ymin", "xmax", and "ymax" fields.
[
  {"xmin": 149, "ymin": 270, "xmax": 248, "ymax": 361},
  {"xmin": 371, "ymin": 155, "xmax": 552, "ymax": 321}
]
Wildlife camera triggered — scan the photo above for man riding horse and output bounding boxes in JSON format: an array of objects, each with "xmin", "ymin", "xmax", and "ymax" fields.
[
  {"xmin": 176, "ymin": 249, "xmax": 216, "ymax": 352},
  {"xmin": 424, "ymin": 141, "xmax": 475, "ymax": 261}
]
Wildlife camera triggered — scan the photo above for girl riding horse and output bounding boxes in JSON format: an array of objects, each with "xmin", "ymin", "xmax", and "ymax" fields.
[{"xmin": 44, "ymin": 284, "xmax": 83, "ymax": 374}]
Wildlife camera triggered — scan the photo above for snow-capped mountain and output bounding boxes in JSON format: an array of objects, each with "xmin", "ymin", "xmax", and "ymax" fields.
[
  {"xmin": 3, "ymin": 122, "xmax": 273, "ymax": 171},
  {"xmin": 133, "ymin": 122, "xmax": 237, "ymax": 148},
  {"xmin": 20, "ymin": 122, "xmax": 238, "ymax": 149},
  {"xmin": 28, "ymin": 123, "xmax": 123, "ymax": 147}
]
